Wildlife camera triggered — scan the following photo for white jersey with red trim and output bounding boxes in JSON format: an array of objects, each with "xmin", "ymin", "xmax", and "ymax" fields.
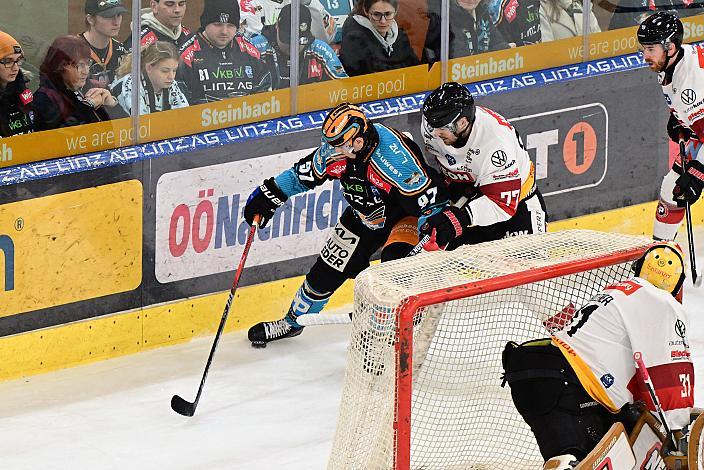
[
  {"xmin": 421, "ymin": 106, "xmax": 536, "ymax": 226},
  {"xmin": 662, "ymin": 44, "xmax": 704, "ymax": 139},
  {"xmin": 552, "ymin": 278, "xmax": 693, "ymax": 429}
]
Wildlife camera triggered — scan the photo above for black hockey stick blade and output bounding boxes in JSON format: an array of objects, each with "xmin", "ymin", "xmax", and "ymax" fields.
[{"xmin": 171, "ymin": 394, "xmax": 196, "ymax": 417}]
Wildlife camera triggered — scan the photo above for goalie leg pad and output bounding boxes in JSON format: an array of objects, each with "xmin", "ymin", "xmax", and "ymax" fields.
[{"xmin": 502, "ymin": 340, "xmax": 615, "ymax": 461}]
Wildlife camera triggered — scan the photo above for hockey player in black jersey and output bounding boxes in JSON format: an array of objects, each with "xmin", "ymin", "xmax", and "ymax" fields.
[{"xmin": 243, "ymin": 103, "xmax": 451, "ymax": 346}]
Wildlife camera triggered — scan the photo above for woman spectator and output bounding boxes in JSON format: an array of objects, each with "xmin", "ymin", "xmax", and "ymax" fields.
[
  {"xmin": 34, "ymin": 35, "xmax": 116, "ymax": 130},
  {"xmin": 0, "ymin": 31, "xmax": 35, "ymax": 137},
  {"xmin": 111, "ymin": 41, "xmax": 188, "ymax": 116},
  {"xmin": 425, "ymin": 0, "xmax": 512, "ymax": 61},
  {"xmin": 540, "ymin": 0, "xmax": 601, "ymax": 42},
  {"xmin": 341, "ymin": 0, "xmax": 420, "ymax": 76}
]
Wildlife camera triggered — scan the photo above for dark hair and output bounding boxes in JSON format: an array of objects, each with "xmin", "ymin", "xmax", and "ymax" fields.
[
  {"xmin": 353, "ymin": 0, "xmax": 398, "ymax": 15},
  {"xmin": 40, "ymin": 35, "xmax": 91, "ymax": 85}
]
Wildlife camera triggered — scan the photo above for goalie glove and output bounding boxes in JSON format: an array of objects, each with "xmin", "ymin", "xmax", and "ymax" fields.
[
  {"xmin": 673, "ymin": 159, "xmax": 704, "ymax": 207},
  {"xmin": 244, "ymin": 177, "xmax": 287, "ymax": 228},
  {"xmin": 419, "ymin": 205, "xmax": 472, "ymax": 250}
]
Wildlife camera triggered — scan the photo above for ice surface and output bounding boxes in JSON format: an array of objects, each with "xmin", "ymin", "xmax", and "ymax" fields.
[{"xmin": 1, "ymin": 232, "xmax": 703, "ymax": 469}]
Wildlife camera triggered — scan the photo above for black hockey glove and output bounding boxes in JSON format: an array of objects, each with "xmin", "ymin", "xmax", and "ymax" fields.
[
  {"xmin": 244, "ymin": 177, "xmax": 287, "ymax": 228},
  {"xmin": 667, "ymin": 113, "xmax": 692, "ymax": 143},
  {"xmin": 420, "ymin": 205, "xmax": 473, "ymax": 250},
  {"xmin": 673, "ymin": 160, "xmax": 704, "ymax": 207}
]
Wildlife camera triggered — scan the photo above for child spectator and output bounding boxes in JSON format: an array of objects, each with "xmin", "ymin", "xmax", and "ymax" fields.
[
  {"xmin": 80, "ymin": 0, "xmax": 130, "ymax": 89},
  {"xmin": 111, "ymin": 41, "xmax": 188, "ymax": 116},
  {"xmin": 253, "ymin": 3, "xmax": 347, "ymax": 88},
  {"xmin": 425, "ymin": 0, "xmax": 512, "ymax": 61},
  {"xmin": 177, "ymin": 0, "xmax": 272, "ymax": 104},
  {"xmin": 0, "ymin": 31, "xmax": 35, "ymax": 137},
  {"xmin": 124, "ymin": 0, "xmax": 191, "ymax": 51},
  {"xmin": 540, "ymin": 0, "xmax": 601, "ymax": 41},
  {"xmin": 33, "ymin": 35, "xmax": 116, "ymax": 130},
  {"xmin": 487, "ymin": 0, "xmax": 542, "ymax": 46},
  {"xmin": 341, "ymin": 0, "xmax": 420, "ymax": 76}
]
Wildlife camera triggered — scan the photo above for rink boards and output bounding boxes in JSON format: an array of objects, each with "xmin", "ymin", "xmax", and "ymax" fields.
[{"xmin": 0, "ymin": 56, "xmax": 702, "ymax": 379}]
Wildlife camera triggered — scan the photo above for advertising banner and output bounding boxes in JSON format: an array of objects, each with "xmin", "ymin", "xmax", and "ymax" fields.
[
  {"xmin": 0, "ymin": 180, "xmax": 143, "ymax": 317},
  {"xmin": 155, "ymin": 149, "xmax": 348, "ymax": 283}
]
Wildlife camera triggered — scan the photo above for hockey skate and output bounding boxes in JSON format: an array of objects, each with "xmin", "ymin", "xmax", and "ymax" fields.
[{"xmin": 248, "ymin": 311, "xmax": 304, "ymax": 348}]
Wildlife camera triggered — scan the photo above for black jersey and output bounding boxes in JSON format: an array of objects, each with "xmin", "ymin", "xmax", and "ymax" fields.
[
  {"xmin": 177, "ymin": 32, "xmax": 273, "ymax": 104},
  {"xmin": 80, "ymin": 34, "xmax": 128, "ymax": 89}
]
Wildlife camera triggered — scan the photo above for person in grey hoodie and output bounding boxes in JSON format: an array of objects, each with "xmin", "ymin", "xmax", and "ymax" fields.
[
  {"xmin": 340, "ymin": 0, "xmax": 420, "ymax": 76},
  {"xmin": 124, "ymin": 0, "xmax": 191, "ymax": 51}
]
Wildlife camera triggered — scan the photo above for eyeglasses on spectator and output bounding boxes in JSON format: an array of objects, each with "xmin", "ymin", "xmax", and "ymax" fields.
[
  {"xmin": 369, "ymin": 11, "xmax": 395, "ymax": 21},
  {"xmin": 71, "ymin": 62, "xmax": 91, "ymax": 72},
  {"xmin": 0, "ymin": 56, "xmax": 24, "ymax": 69}
]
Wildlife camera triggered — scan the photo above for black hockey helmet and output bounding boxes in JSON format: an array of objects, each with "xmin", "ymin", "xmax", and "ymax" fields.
[
  {"xmin": 422, "ymin": 82, "xmax": 476, "ymax": 129},
  {"xmin": 637, "ymin": 12, "xmax": 684, "ymax": 49}
]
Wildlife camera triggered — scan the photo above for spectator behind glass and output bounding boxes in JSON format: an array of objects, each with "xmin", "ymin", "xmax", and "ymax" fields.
[
  {"xmin": 487, "ymin": 0, "xmax": 542, "ymax": 46},
  {"xmin": 124, "ymin": 0, "xmax": 191, "ymax": 51},
  {"xmin": 0, "ymin": 31, "xmax": 35, "ymax": 137},
  {"xmin": 608, "ymin": 1, "xmax": 704, "ymax": 30},
  {"xmin": 80, "ymin": 0, "xmax": 130, "ymax": 89},
  {"xmin": 240, "ymin": 0, "xmax": 337, "ymax": 44},
  {"xmin": 341, "ymin": 0, "xmax": 420, "ymax": 76},
  {"xmin": 111, "ymin": 41, "xmax": 188, "ymax": 116},
  {"xmin": 177, "ymin": 0, "xmax": 272, "ymax": 104},
  {"xmin": 425, "ymin": 0, "xmax": 512, "ymax": 61},
  {"xmin": 253, "ymin": 3, "xmax": 347, "ymax": 88},
  {"xmin": 34, "ymin": 35, "xmax": 116, "ymax": 130},
  {"xmin": 540, "ymin": 0, "xmax": 600, "ymax": 41}
]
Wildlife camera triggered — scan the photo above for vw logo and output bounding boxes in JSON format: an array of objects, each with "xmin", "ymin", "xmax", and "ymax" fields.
[
  {"xmin": 681, "ymin": 89, "xmax": 697, "ymax": 106},
  {"xmin": 491, "ymin": 150, "xmax": 507, "ymax": 167},
  {"xmin": 675, "ymin": 319, "xmax": 686, "ymax": 338}
]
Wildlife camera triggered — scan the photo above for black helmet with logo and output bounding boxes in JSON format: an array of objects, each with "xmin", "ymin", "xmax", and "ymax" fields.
[
  {"xmin": 422, "ymin": 82, "xmax": 476, "ymax": 129},
  {"xmin": 637, "ymin": 12, "xmax": 684, "ymax": 49}
]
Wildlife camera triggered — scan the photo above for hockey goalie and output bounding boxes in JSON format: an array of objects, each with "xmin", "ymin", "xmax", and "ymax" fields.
[{"xmin": 502, "ymin": 241, "xmax": 702, "ymax": 469}]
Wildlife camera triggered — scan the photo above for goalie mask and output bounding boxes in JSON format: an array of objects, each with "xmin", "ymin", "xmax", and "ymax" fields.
[{"xmin": 633, "ymin": 241, "xmax": 685, "ymax": 297}]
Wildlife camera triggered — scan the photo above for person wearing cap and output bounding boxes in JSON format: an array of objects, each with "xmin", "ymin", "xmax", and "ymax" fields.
[
  {"xmin": 0, "ymin": 31, "xmax": 35, "ymax": 137},
  {"xmin": 123, "ymin": 0, "xmax": 191, "ymax": 52},
  {"xmin": 34, "ymin": 35, "xmax": 116, "ymax": 130},
  {"xmin": 176, "ymin": 0, "xmax": 272, "ymax": 104},
  {"xmin": 80, "ymin": 0, "xmax": 130, "ymax": 89},
  {"xmin": 251, "ymin": 3, "xmax": 347, "ymax": 89}
]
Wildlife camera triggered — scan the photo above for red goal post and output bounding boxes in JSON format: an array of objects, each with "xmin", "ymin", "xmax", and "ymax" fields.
[{"xmin": 328, "ymin": 230, "xmax": 657, "ymax": 470}]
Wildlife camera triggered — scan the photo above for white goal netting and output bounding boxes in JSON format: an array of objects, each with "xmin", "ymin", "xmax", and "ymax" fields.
[{"xmin": 328, "ymin": 230, "xmax": 655, "ymax": 470}]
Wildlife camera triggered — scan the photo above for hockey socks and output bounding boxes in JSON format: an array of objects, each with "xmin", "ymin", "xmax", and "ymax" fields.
[{"xmin": 248, "ymin": 281, "xmax": 331, "ymax": 348}]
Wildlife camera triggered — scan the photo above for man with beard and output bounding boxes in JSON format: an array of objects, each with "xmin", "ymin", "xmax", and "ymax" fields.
[{"xmin": 637, "ymin": 12, "xmax": 704, "ymax": 240}]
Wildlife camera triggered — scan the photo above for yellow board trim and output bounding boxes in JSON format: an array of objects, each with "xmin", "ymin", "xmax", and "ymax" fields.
[{"xmin": 1, "ymin": 200, "xmax": 703, "ymax": 381}]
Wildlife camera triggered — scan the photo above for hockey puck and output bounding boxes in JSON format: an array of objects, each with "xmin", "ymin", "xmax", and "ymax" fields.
[{"xmin": 251, "ymin": 341, "xmax": 267, "ymax": 349}]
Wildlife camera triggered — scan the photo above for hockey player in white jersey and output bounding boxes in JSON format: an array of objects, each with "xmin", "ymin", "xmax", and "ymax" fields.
[
  {"xmin": 419, "ymin": 82, "xmax": 547, "ymax": 250},
  {"xmin": 638, "ymin": 12, "xmax": 704, "ymax": 240},
  {"xmin": 503, "ymin": 241, "xmax": 695, "ymax": 469}
]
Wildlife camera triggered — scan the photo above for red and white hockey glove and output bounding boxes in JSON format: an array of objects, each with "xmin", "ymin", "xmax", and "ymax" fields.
[{"xmin": 420, "ymin": 206, "xmax": 472, "ymax": 250}]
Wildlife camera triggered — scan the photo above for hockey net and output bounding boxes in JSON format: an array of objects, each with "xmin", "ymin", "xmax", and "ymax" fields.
[{"xmin": 328, "ymin": 230, "xmax": 657, "ymax": 470}]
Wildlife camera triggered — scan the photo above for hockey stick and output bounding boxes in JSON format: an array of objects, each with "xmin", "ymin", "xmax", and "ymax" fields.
[
  {"xmin": 633, "ymin": 352, "xmax": 678, "ymax": 449},
  {"xmin": 171, "ymin": 215, "xmax": 260, "ymax": 417},
  {"xmin": 678, "ymin": 139, "xmax": 703, "ymax": 287}
]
